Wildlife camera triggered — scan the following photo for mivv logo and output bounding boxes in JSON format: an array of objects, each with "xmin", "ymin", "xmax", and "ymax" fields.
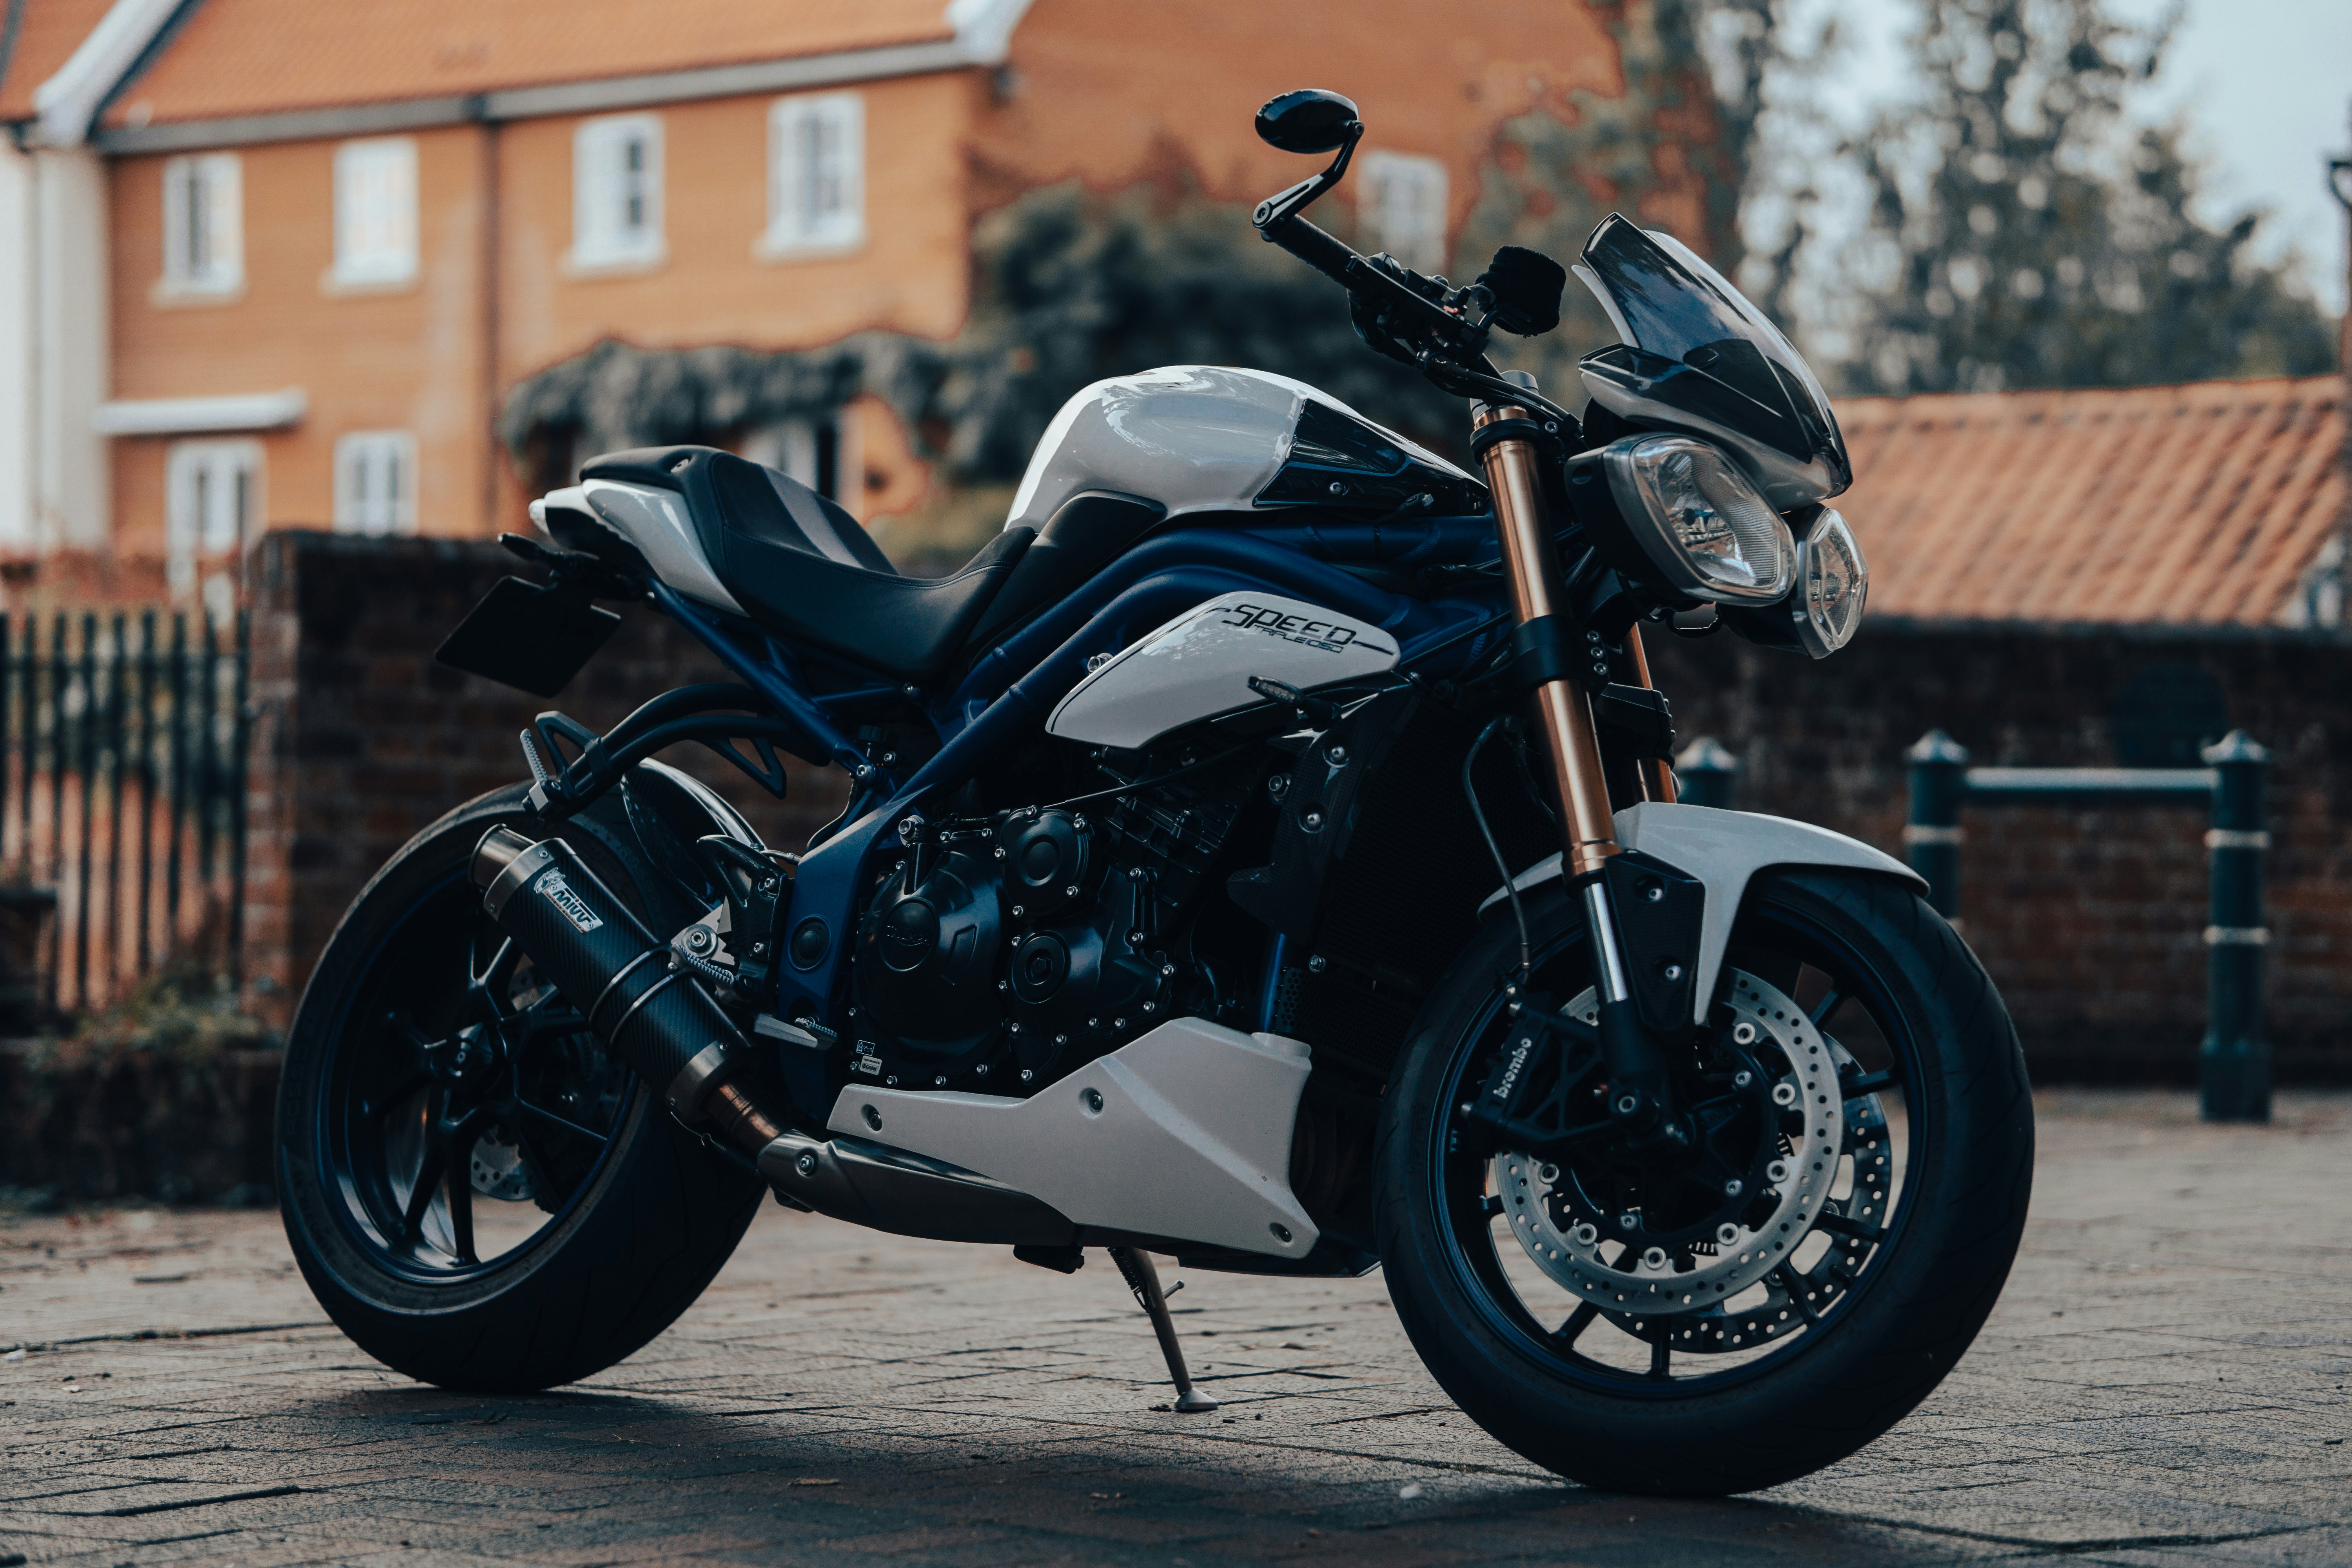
[{"xmin": 534, "ymin": 869, "xmax": 605, "ymax": 933}]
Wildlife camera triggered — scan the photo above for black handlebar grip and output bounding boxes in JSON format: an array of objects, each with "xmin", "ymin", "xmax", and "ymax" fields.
[
  {"xmin": 1259, "ymin": 213, "xmax": 1360, "ymax": 287},
  {"xmin": 473, "ymin": 827, "xmax": 745, "ymax": 1103}
]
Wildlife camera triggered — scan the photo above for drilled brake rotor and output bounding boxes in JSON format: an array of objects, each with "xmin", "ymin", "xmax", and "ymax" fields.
[{"xmin": 1494, "ymin": 970, "xmax": 1845, "ymax": 1316}]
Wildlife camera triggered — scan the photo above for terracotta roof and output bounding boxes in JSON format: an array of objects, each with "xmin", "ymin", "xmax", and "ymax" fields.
[
  {"xmin": 0, "ymin": 0, "xmax": 117, "ymax": 121},
  {"xmin": 1837, "ymin": 375, "xmax": 2348, "ymax": 627},
  {"xmin": 96, "ymin": 0, "xmax": 961, "ymax": 127}
]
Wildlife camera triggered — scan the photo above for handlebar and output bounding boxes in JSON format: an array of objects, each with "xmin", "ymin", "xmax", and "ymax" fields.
[{"xmin": 1258, "ymin": 212, "xmax": 1494, "ymax": 370}]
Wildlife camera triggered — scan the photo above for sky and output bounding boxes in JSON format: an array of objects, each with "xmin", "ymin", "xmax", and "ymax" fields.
[{"xmin": 1828, "ymin": 0, "xmax": 2351, "ymax": 316}]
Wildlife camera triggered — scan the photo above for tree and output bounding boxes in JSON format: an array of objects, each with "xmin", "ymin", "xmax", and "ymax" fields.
[{"xmin": 1753, "ymin": 0, "xmax": 2337, "ymax": 396}]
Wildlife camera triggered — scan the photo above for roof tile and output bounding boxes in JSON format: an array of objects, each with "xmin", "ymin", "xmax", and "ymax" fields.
[
  {"xmin": 1836, "ymin": 375, "xmax": 2347, "ymax": 627},
  {"xmin": 98, "ymin": 0, "xmax": 959, "ymax": 127}
]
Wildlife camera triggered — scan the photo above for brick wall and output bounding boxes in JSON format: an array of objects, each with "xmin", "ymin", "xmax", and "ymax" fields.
[
  {"xmin": 1643, "ymin": 619, "xmax": 2352, "ymax": 1083},
  {"xmin": 241, "ymin": 530, "xmax": 844, "ymax": 1020},
  {"xmin": 240, "ymin": 532, "xmax": 2352, "ymax": 1081}
]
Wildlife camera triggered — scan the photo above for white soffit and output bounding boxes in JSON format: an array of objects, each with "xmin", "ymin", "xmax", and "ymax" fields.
[
  {"xmin": 94, "ymin": 390, "xmax": 309, "ymax": 436},
  {"xmin": 31, "ymin": 0, "xmax": 183, "ymax": 147},
  {"xmin": 944, "ymin": 0, "xmax": 1035, "ymax": 61}
]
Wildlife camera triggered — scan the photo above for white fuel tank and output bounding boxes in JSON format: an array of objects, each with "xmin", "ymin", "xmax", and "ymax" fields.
[
  {"xmin": 1005, "ymin": 365, "xmax": 1483, "ymax": 531},
  {"xmin": 1047, "ymin": 590, "xmax": 1399, "ymax": 750}
]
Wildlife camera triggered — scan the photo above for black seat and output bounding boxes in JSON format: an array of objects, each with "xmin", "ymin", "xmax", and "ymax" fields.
[{"xmin": 580, "ymin": 446, "xmax": 1033, "ymax": 681}]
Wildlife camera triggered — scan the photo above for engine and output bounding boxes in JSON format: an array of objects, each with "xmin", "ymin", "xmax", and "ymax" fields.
[{"xmin": 848, "ymin": 766, "xmax": 1255, "ymax": 1093}]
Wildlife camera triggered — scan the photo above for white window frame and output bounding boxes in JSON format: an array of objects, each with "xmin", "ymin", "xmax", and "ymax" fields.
[
  {"xmin": 569, "ymin": 113, "xmax": 665, "ymax": 272},
  {"xmin": 330, "ymin": 137, "xmax": 419, "ymax": 289},
  {"xmin": 740, "ymin": 412, "xmax": 856, "ymax": 508},
  {"xmin": 164, "ymin": 439, "xmax": 262, "ymax": 592},
  {"xmin": 333, "ymin": 430, "xmax": 418, "ymax": 537},
  {"xmin": 762, "ymin": 91, "xmax": 865, "ymax": 258},
  {"xmin": 160, "ymin": 152, "xmax": 243, "ymax": 296},
  {"xmin": 1359, "ymin": 150, "xmax": 1449, "ymax": 276}
]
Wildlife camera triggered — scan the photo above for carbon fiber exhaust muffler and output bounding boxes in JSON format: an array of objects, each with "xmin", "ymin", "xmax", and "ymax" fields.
[{"xmin": 471, "ymin": 826, "xmax": 774, "ymax": 1150}]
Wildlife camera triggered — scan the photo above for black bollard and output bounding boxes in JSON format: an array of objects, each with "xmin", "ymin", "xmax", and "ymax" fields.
[
  {"xmin": 1904, "ymin": 730, "xmax": 1969, "ymax": 920},
  {"xmin": 1674, "ymin": 736, "xmax": 1739, "ymax": 809},
  {"xmin": 2198, "ymin": 730, "xmax": 2270, "ymax": 1123}
]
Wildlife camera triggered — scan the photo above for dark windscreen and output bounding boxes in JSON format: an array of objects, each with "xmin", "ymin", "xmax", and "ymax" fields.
[{"xmin": 1576, "ymin": 215, "xmax": 1845, "ymax": 472}]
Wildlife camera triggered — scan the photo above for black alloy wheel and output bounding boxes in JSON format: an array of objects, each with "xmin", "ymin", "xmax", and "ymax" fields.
[
  {"xmin": 1375, "ymin": 871, "xmax": 2033, "ymax": 1495},
  {"xmin": 278, "ymin": 782, "xmax": 764, "ymax": 1392}
]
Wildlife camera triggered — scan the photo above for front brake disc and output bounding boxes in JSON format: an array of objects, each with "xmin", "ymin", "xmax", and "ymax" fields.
[{"xmin": 1493, "ymin": 970, "xmax": 1844, "ymax": 1316}]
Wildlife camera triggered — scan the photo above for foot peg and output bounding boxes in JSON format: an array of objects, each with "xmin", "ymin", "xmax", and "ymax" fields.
[{"xmin": 1109, "ymin": 1246, "xmax": 1218, "ymax": 1413}]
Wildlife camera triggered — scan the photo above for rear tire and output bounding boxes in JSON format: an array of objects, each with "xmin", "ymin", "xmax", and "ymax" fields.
[
  {"xmin": 1374, "ymin": 870, "xmax": 2033, "ymax": 1495},
  {"xmin": 275, "ymin": 783, "xmax": 765, "ymax": 1393}
]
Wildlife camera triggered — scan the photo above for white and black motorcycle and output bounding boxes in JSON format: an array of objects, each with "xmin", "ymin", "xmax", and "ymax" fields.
[{"xmin": 276, "ymin": 89, "xmax": 2031, "ymax": 1495}]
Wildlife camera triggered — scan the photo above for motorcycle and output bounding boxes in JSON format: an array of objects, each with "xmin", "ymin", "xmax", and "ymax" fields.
[{"xmin": 275, "ymin": 88, "xmax": 2032, "ymax": 1496}]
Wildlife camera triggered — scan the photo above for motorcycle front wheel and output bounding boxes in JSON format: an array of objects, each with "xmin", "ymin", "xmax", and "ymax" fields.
[
  {"xmin": 275, "ymin": 783, "xmax": 765, "ymax": 1392},
  {"xmin": 1375, "ymin": 869, "xmax": 2033, "ymax": 1495}
]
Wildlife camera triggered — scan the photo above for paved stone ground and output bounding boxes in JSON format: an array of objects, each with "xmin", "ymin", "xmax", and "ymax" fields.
[{"xmin": 4, "ymin": 1089, "xmax": 2348, "ymax": 1568}]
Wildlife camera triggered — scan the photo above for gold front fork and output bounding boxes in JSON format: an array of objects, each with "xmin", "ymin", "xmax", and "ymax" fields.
[{"xmin": 1474, "ymin": 403, "xmax": 1622, "ymax": 878}]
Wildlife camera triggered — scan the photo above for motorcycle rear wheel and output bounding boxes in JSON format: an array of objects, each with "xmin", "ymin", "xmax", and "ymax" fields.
[
  {"xmin": 1374, "ymin": 869, "xmax": 2033, "ymax": 1495},
  {"xmin": 275, "ymin": 783, "xmax": 765, "ymax": 1392}
]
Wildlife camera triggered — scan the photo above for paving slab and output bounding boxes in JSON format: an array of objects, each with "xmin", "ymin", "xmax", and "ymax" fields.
[{"xmin": 4, "ymin": 1089, "xmax": 2348, "ymax": 1567}]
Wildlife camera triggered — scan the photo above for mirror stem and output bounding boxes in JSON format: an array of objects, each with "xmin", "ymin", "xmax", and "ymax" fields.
[{"xmin": 1251, "ymin": 123, "xmax": 1362, "ymax": 232}]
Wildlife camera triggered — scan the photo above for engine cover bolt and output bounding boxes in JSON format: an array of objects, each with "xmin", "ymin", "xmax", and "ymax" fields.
[
  {"xmin": 1327, "ymin": 745, "xmax": 1348, "ymax": 766},
  {"xmin": 934, "ymin": 1076, "xmax": 947, "ymax": 1087},
  {"xmin": 1020, "ymin": 1069, "xmax": 1034, "ymax": 1083}
]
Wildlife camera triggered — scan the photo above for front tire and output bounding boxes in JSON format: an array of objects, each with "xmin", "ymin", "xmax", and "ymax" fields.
[
  {"xmin": 1374, "ymin": 870, "xmax": 2033, "ymax": 1495},
  {"xmin": 276, "ymin": 783, "xmax": 765, "ymax": 1393}
]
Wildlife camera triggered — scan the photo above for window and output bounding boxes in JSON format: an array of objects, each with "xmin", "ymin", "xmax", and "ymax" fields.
[
  {"xmin": 571, "ymin": 114, "xmax": 664, "ymax": 270},
  {"xmin": 161, "ymin": 153, "xmax": 242, "ymax": 294},
  {"xmin": 764, "ymin": 92, "xmax": 864, "ymax": 255},
  {"xmin": 1360, "ymin": 151, "xmax": 1448, "ymax": 275},
  {"xmin": 332, "ymin": 138, "xmax": 417, "ymax": 287},
  {"xmin": 165, "ymin": 441, "xmax": 261, "ymax": 592},
  {"xmin": 741, "ymin": 415, "xmax": 843, "ymax": 501},
  {"xmin": 334, "ymin": 431, "xmax": 417, "ymax": 536}
]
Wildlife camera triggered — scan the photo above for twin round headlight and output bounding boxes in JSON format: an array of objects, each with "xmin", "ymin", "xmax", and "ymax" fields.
[{"xmin": 1574, "ymin": 434, "xmax": 1867, "ymax": 657}]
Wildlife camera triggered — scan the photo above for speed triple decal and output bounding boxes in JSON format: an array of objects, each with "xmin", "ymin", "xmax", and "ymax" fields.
[{"xmin": 1218, "ymin": 602, "xmax": 1362, "ymax": 651}]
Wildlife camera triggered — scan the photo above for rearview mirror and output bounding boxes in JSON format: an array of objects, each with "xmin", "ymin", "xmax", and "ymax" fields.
[{"xmin": 1255, "ymin": 89, "xmax": 1361, "ymax": 155}]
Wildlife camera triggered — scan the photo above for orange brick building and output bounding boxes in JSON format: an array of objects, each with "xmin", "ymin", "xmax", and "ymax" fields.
[{"xmin": 1, "ymin": 0, "xmax": 1735, "ymax": 605}]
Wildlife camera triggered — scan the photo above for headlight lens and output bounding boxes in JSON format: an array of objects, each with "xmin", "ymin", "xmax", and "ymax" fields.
[
  {"xmin": 1793, "ymin": 508, "xmax": 1866, "ymax": 656},
  {"xmin": 1601, "ymin": 436, "xmax": 1795, "ymax": 603}
]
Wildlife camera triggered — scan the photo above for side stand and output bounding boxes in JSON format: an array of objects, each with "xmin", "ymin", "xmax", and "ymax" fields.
[{"xmin": 1108, "ymin": 1246, "xmax": 1218, "ymax": 1413}]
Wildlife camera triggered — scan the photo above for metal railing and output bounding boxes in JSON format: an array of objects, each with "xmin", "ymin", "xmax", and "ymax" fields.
[
  {"xmin": 1905, "ymin": 728, "xmax": 2271, "ymax": 1123},
  {"xmin": 0, "ymin": 610, "xmax": 252, "ymax": 1019}
]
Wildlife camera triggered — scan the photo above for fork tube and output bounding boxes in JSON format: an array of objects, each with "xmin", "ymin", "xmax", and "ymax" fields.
[
  {"xmin": 1474, "ymin": 404, "xmax": 1620, "ymax": 884},
  {"xmin": 1620, "ymin": 626, "xmax": 1677, "ymax": 804}
]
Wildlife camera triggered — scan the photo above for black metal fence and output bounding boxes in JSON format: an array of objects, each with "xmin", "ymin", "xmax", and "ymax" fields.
[{"xmin": 0, "ymin": 610, "xmax": 251, "ymax": 1020}]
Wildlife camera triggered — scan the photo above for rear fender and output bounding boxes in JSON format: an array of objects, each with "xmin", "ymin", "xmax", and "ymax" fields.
[{"xmin": 1483, "ymin": 801, "xmax": 1924, "ymax": 1025}]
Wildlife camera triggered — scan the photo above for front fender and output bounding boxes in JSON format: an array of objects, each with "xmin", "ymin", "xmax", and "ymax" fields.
[{"xmin": 1482, "ymin": 802, "xmax": 1924, "ymax": 1025}]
